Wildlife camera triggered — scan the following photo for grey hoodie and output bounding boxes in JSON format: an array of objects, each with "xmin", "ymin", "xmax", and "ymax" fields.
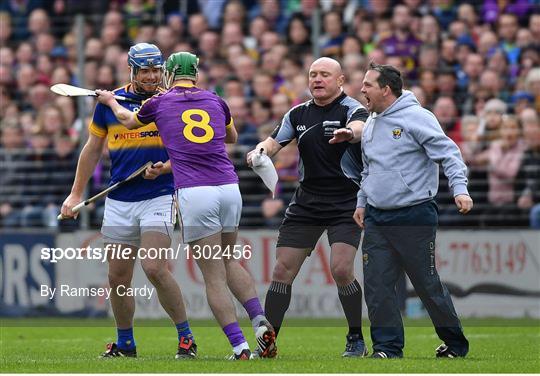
[{"xmin": 344, "ymin": 90, "xmax": 469, "ymax": 210}]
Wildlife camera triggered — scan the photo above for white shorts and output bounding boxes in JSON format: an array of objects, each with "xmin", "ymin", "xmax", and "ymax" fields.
[
  {"xmin": 176, "ymin": 183, "xmax": 242, "ymax": 243},
  {"xmin": 101, "ymin": 195, "xmax": 175, "ymax": 246}
]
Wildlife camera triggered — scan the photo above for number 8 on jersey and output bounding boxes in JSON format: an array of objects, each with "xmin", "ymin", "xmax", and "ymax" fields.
[{"xmin": 182, "ymin": 109, "xmax": 214, "ymax": 144}]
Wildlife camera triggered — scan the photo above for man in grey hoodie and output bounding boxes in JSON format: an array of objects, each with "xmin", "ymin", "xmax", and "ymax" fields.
[{"xmin": 345, "ymin": 63, "xmax": 473, "ymax": 359}]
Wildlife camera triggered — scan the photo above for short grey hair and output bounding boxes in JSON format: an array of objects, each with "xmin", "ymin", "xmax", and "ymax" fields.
[{"xmin": 483, "ymin": 98, "xmax": 507, "ymax": 114}]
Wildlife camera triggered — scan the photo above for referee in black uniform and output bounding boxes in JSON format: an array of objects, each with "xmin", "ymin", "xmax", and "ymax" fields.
[{"xmin": 247, "ymin": 57, "xmax": 368, "ymax": 357}]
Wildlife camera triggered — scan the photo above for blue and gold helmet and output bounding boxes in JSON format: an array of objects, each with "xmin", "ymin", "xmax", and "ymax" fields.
[
  {"xmin": 128, "ymin": 43, "xmax": 163, "ymax": 72},
  {"xmin": 127, "ymin": 43, "xmax": 163, "ymax": 95}
]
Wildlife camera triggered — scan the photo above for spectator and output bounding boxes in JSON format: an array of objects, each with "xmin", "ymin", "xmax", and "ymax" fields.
[
  {"xmin": 479, "ymin": 69, "xmax": 508, "ymax": 101},
  {"xmin": 233, "ymin": 54, "xmax": 256, "ymax": 94},
  {"xmin": 354, "ymin": 17, "xmax": 375, "ymax": 54},
  {"xmin": 166, "ymin": 13, "xmax": 183, "ymax": 37},
  {"xmin": 418, "ymin": 14, "xmax": 440, "ymax": 45},
  {"xmin": 123, "ymin": 0, "xmax": 155, "ymax": 41},
  {"xmin": 457, "ymin": 3, "xmax": 479, "ymax": 35},
  {"xmin": 486, "ymin": 48, "xmax": 510, "ymax": 79},
  {"xmin": 478, "ymin": 33, "xmax": 498, "ymax": 61},
  {"xmin": 319, "ymin": 10, "xmax": 346, "ymax": 57},
  {"xmin": 222, "ymin": 0, "xmax": 247, "ymax": 26},
  {"xmin": 252, "ymin": 70, "xmax": 275, "ymax": 101},
  {"xmin": 96, "ymin": 64, "xmax": 116, "ymax": 91},
  {"xmin": 34, "ymin": 32, "xmax": 55, "ymax": 55},
  {"xmin": 27, "ymin": 8, "xmax": 50, "ymax": 38},
  {"xmin": 259, "ymin": 30, "xmax": 280, "ymax": 53},
  {"xmin": 155, "ymin": 25, "xmax": 177, "ymax": 58},
  {"xmin": 480, "ymin": 98, "xmax": 507, "ymax": 143},
  {"xmin": 379, "ymin": 4, "xmax": 422, "ymax": 75},
  {"xmin": 516, "ymin": 109, "xmax": 540, "ymax": 228},
  {"xmin": 197, "ymin": 0, "xmax": 226, "ymax": 29},
  {"xmin": 529, "ymin": 13, "xmax": 540, "ymax": 41},
  {"xmin": 440, "ymin": 38, "xmax": 458, "ymax": 70},
  {"xmin": 255, "ymin": 0, "xmax": 287, "ymax": 34},
  {"xmin": 223, "ymin": 75, "xmax": 244, "ymax": 99},
  {"xmin": 250, "ymin": 98, "xmax": 271, "ymax": 127},
  {"xmin": 198, "ymin": 30, "xmax": 220, "ymax": 61},
  {"xmin": 524, "ymin": 68, "xmax": 540, "ymax": 112},
  {"xmin": 516, "ymin": 27, "xmax": 533, "ymax": 49},
  {"xmin": 187, "ymin": 13, "xmax": 208, "ymax": 47},
  {"xmin": 341, "ymin": 35, "xmax": 362, "ymax": 57},
  {"xmin": 271, "ymin": 93, "xmax": 291, "ymax": 121},
  {"xmin": 286, "ymin": 13, "xmax": 311, "ymax": 57},
  {"xmin": 20, "ymin": 128, "xmax": 56, "ymax": 227},
  {"xmin": 27, "ymin": 83, "xmax": 52, "ymax": 114},
  {"xmin": 486, "ymin": 115, "xmax": 526, "ymax": 207},
  {"xmin": 228, "ymin": 96, "xmax": 258, "ymax": 146},
  {"xmin": 0, "ymin": 123, "xmax": 26, "ymax": 227},
  {"xmin": 497, "ymin": 13, "xmax": 520, "ymax": 77},
  {"xmin": 409, "ymin": 85, "xmax": 426, "ymax": 107},
  {"xmin": 245, "ymin": 15, "xmax": 269, "ymax": 51},
  {"xmin": 433, "ymin": 96, "xmax": 462, "ymax": 145},
  {"xmin": 15, "ymin": 42, "xmax": 34, "ymax": 67},
  {"xmin": 134, "ymin": 22, "xmax": 156, "ymax": 44},
  {"xmin": 418, "ymin": 69, "xmax": 437, "ymax": 107},
  {"xmin": 511, "ymin": 91, "xmax": 535, "ymax": 116},
  {"xmin": 103, "ymin": 44, "xmax": 123, "ymax": 66},
  {"xmin": 35, "ymin": 103, "xmax": 66, "ymax": 138},
  {"xmin": 459, "ymin": 53, "xmax": 484, "ymax": 91},
  {"xmin": 48, "ymin": 132, "xmax": 78, "ymax": 227},
  {"xmin": 50, "ymin": 65, "xmax": 72, "ymax": 86},
  {"xmin": 344, "ymin": 70, "xmax": 366, "ymax": 104},
  {"xmin": 222, "ymin": 22, "xmax": 245, "ymax": 49}
]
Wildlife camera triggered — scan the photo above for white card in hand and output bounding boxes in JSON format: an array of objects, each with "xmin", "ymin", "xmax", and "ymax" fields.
[{"xmin": 251, "ymin": 152, "xmax": 279, "ymax": 198}]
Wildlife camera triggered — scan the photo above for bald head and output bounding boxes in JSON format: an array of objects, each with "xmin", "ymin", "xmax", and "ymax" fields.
[
  {"xmin": 308, "ymin": 57, "xmax": 345, "ymax": 105},
  {"xmin": 310, "ymin": 57, "xmax": 343, "ymax": 75}
]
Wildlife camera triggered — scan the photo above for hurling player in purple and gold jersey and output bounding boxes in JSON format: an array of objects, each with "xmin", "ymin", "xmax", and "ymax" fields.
[
  {"xmin": 95, "ymin": 52, "xmax": 276, "ymax": 360},
  {"xmin": 61, "ymin": 44, "xmax": 197, "ymax": 359}
]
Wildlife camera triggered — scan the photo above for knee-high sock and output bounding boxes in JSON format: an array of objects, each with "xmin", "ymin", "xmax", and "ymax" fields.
[
  {"xmin": 265, "ymin": 281, "xmax": 292, "ymax": 337},
  {"xmin": 337, "ymin": 279, "xmax": 364, "ymax": 338}
]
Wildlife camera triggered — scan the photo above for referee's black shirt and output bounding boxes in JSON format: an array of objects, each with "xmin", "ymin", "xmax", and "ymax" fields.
[{"xmin": 271, "ymin": 92, "xmax": 368, "ymax": 196}]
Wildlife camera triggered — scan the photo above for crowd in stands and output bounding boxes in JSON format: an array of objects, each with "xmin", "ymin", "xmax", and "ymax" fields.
[{"xmin": 0, "ymin": 0, "xmax": 539, "ymax": 229}]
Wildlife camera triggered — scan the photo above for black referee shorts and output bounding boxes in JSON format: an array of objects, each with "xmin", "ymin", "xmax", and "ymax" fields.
[{"xmin": 276, "ymin": 186, "xmax": 362, "ymax": 250}]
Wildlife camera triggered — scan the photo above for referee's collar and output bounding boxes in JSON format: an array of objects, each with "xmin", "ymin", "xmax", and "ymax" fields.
[{"xmin": 312, "ymin": 91, "xmax": 347, "ymax": 108}]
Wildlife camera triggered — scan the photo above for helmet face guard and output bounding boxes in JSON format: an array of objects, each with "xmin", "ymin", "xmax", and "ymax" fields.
[
  {"xmin": 163, "ymin": 52, "xmax": 199, "ymax": 89},
  {"xmin": 127, "ymin": 43, "xmax": 164, "ymax": 96}
]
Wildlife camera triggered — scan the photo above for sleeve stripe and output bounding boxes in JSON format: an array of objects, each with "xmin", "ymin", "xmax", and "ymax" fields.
[
  {"xmin": 272, "ymin": 111, "xmax": 295, "ymax": 144},
  {"xmin": 89, "ymin": 122, "xmax": 107, "ymax": 137},
  {"xmin": 226, "ymin": 118, "xmax": 234, "ymax": 129},
  {"xmin": 134, "ymin": 113, "xmax": 149, "ymax": 126},
  {"xmin": 341, "ymin": 96, "xmax": 368, "ymax": 123}
]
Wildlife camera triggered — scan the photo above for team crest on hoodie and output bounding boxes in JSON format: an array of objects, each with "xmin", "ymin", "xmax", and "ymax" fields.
[{"xmin": 392, "ymin": 127, "xmax": 403, "ymax": 139}]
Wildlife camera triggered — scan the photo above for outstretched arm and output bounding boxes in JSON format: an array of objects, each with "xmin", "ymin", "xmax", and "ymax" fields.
[
  {"xmin": 95, "ymin": 89, "xmax": 141, "ymax": 129},
  {"xmin": 329, "ymin": 120, "xmax": 364, "ymax": 144}
]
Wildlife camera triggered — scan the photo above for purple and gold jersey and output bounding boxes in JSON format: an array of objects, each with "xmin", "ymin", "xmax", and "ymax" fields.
[
  {"xmin": 89, "ymin": 85, "xmax": 174, "ymax": 202},
  {"xmin": 134, "ymin": 83, "xmax": 238, "ymax": 189}
]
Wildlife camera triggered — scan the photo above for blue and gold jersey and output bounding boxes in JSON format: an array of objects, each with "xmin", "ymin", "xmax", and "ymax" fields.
[{"xmin": 89, "ymin": 85, "xmax": 174, "ymax": 202}]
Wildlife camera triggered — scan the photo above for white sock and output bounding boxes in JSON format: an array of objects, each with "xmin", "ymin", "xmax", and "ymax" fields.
[
  {"xmin": 251, "ymin": 314, "xmax": 266, "ymax": 332},
  {"xmin": 233, "ymin": 341, "xmax": 250, "ymax": 355}
]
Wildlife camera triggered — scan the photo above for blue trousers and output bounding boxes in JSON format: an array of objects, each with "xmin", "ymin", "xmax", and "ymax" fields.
[
  {"xmin": 362, "ymin": 200, "xmax": 469, "ymax": 357},
  {"xmin": 530, "ymin": 204, "xmax": 540, "ymax": 229}
]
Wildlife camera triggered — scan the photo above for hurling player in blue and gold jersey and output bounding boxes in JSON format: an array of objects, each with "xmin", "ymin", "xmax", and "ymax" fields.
[{"xmin": 60, "ymin": 43, "xmax": 197, "ymax": 359}]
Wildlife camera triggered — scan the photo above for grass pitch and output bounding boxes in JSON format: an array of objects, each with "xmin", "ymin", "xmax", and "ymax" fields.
[{"xmin": 1, "ymin": 318, "xmax": 539, "ymax": 373}]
